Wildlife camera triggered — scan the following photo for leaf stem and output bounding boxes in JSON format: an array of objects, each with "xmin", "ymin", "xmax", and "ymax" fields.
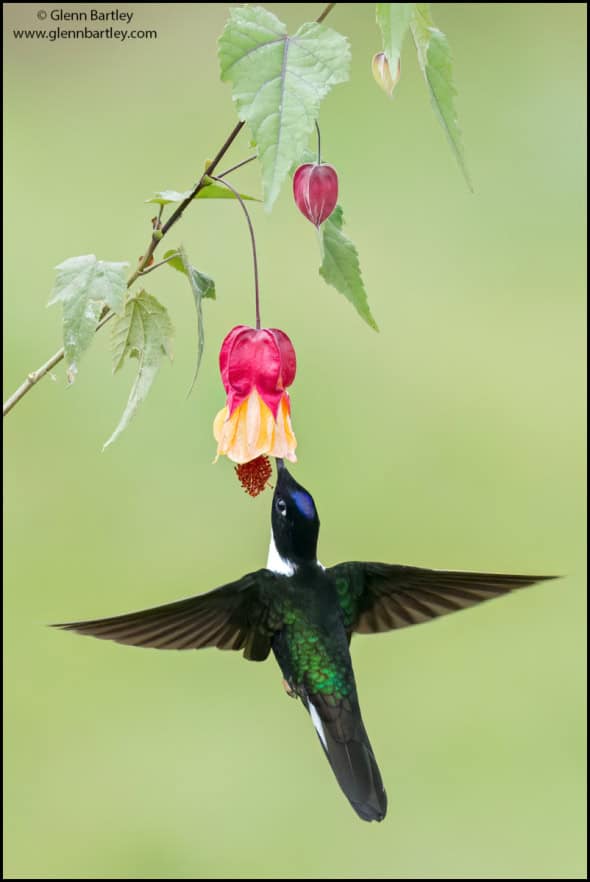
[
  {"xmin": 3, "ymin": 348, "xmax": 65, "ymax": 417},
  {"xmin": 217, "ymin": 154, "xmax": 258, "ymax": 179},
  {"xmin": 316, "ymin": 3, "xmax": 336, "ymax": 25},
  {"xmin": 2, "ymin": 311, "xmax": 116, "ymax": 417},
  {"xmin": 211, "ymin": 175, "xmax": 261, "ymax": 330},
  {"xmin": 138, "ymin": 254, "xmax": 179, "ymax": 277}
]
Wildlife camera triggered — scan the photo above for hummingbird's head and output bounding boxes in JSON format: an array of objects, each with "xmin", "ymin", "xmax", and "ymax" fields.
[{"xmin": 270, "ymin": 460, "xmax": 320, "ymax": 567}]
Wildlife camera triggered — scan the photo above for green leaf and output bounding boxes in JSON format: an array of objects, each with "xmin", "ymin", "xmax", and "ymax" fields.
[
  {"xmin": 376, "ymin": 3, "xmax": 414, "ymax": 71},
  {"xmin": 219, "ymin": 6, "xmax": 350, "ymax": 211},
  {"xmin": 198, "ymin": 181, "xmax": 259, "ymax": 201},
  {"xmin": 49, "ymin": 254, "xmax": 128, "ymax": 384},
  {"xmin": 410, "ymin": 4, "xmax": 472, "ymax": 190},
  {"xmin": 319, "ymin": 206, "xmax": 379, "ymax": 332},
  {"xmin": 145, "ymin": 190, "xmax": 189, "ymax": 206},
  {"xmin": 177, "ymin": 246, "xmax": 207, "ymax": 395},
  {"xmin": 104, "ymin": 291, "xmax": 174, "ymax": 449},
  {"xmin": 162, "ymin": 249, "xmax": 216, "ymax": 300},
  {"xmin": 146, "ymin": 181, "xmax": 258, "ymax": 205},
  {"xmin": 163, "ymin": 247, "xmax": 214, "ymax": 395}
]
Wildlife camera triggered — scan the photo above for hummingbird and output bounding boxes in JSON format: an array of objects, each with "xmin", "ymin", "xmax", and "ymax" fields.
[{"xmin": 55, "ymin": 460, "xmax": 555, "ymax": 822}]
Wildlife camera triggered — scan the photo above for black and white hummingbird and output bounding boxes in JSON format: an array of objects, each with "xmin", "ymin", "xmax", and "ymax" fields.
[{"xmin": 55, "ymin": 460, "xmax": 555, "ymax": 822}]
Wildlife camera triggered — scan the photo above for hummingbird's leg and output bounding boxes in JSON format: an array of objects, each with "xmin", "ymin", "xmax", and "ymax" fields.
[{"xmin": 282, "ymin": 678, "xmax": 297, "ymax": 698}]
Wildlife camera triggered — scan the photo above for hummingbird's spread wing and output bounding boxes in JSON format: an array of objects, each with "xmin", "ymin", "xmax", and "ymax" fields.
[
  {"xmin": 53, "ymin": 570, "xmax": 282, "ymax": 661},
  {"xmin": 328, "ymin": 564, "xmax": 557, "ymax": 634}
]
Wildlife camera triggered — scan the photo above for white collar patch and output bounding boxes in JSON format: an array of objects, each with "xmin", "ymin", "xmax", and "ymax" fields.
[{"xmin": 266, "ymin": 533, "xmax": 296, "ymax": 576}]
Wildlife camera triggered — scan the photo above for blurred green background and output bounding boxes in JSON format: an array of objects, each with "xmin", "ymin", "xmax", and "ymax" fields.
[{"xmin": 3, "ymin": 3, "xmax": 586, "ymax": 878}]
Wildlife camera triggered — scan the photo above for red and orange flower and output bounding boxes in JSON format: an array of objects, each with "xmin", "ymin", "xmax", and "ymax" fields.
[{"xmin": 213, "ymin": 325, "xmax": 297, "ymax": 465}]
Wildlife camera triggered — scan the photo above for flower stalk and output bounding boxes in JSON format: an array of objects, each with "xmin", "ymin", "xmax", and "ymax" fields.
[{"xmin": 210, "ymin": 175, "xmax": 261, "ymax": 330}]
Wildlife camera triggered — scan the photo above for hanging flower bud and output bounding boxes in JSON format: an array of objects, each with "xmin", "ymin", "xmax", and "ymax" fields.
[
  {"xmin": 213, "ymin": 325, "xmax": 297, "ymax": 465},
  {"xmin": 372, "ymin": 52, "xmax": 401, "ymax": 98},
  {"xmin": 293, "ymin": 163, "xmax": 338, "ymax": 227}
]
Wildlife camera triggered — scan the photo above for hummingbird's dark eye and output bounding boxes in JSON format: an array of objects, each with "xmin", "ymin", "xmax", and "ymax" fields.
[{"xmin": 276, "ymin": 498, "xmax": 287, "ymax": 516}]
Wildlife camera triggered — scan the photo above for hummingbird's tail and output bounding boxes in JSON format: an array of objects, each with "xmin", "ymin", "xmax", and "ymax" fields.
[{"xmin": 305, "ymin": 691, "xmax": 387, "ymax": 822}]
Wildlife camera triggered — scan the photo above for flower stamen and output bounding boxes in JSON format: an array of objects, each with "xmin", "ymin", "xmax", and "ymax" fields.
[{"xmin": 235, "ymin": 455, "xmax": 273, "ymax": 497}]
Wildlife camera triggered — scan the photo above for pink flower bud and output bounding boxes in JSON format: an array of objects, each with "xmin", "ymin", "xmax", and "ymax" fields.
[
  {"xmin": 372, "ymin": 52, "xmax": 401, "ymax": 97},
  {"xmin": 293, "ymin": 163, "xmax": 338, "ymax": 227}
]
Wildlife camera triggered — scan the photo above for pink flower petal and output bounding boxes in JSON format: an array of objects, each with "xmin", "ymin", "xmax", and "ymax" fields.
[{"xmin": 218, "ymin": 326, "xmax": 297, "ymax": 418}]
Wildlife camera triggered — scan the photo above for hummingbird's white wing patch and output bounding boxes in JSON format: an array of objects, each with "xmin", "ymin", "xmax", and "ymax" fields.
[{"xmin": 308, "ymin": 699, "xmax": 328, "ymax": 750}]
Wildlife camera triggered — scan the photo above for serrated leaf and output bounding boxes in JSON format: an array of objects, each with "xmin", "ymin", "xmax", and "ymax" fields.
[
  {"xmin": 219, "ymin": 6, "xmax": 350, "ymax": 211},
  {"xmin": 61, "ymin": 297, "xmax": 104, "ymax": 384},
  {"xmin": 319, "ymin": 206, "xmax": 378, "ymax": 332},
  {"xmin": 376, "ymin": 3, "xmax": 414, "ymax": 72},
  {"xmin": 104, "ymin": 291, "xmax": 174, "ymax": 449},
  {"xmin": 146, "ymin": 181, "xmax": 258, "ymax": 205},
  {"xmin": 49, "ymin": 254, "xmax": 128, "ymax": 383},
  {"xmin": 410, "ymin": 4, "xmax": 472, "ymax": 190}
]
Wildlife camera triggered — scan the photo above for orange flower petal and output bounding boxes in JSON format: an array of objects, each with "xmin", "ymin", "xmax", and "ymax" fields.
[{"xmin": 213, "ymin": 390, "xmax": 297, "ymax": 464}]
